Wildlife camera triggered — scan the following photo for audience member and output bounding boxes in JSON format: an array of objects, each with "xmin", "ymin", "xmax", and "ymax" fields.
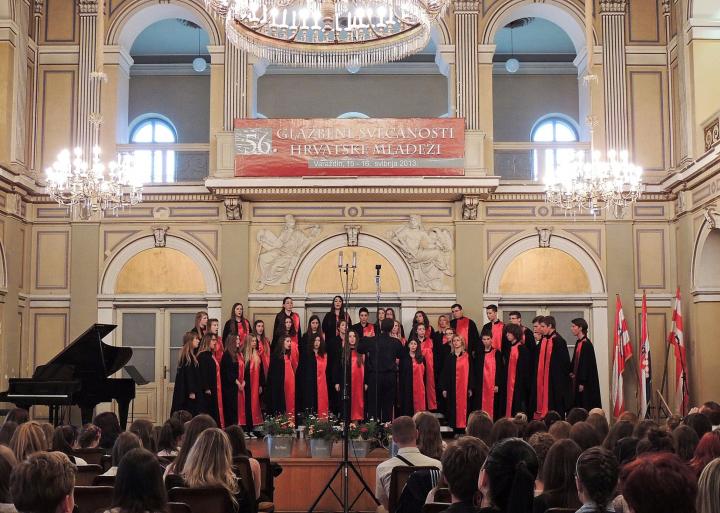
[
  {"xmin": 570, "ymin": 422, "xmax": 601, "ymax": 451},
  {"xmin": 224, "ymin": 425, "xmax": 261, "ymax": 499},
  {"xmin": 166, "ymin": 414, "xmax": 217, "ymax": 477},
  {"xmin": 566, "ymin": 408, "xmax": 589, "ymax": 425},
  {"xmin": 129, "ymin": 419, "xmax": 157, "ymax": 453},
  {"xmin": 102, "ymin": 432, "xmax": 142, "ymax": 477},
  {"xmin": 51, "ymin": 426, "xmax": 87, "ymax": 465},
  {"xmin": 414, "ymin": 412, "xmax": 444, "ymax": 460},
  {"xmin": 575, "ymin": 447, "xmax": 619, "ymax": 513},
  {"xmin": 632, "ymin": 419, "xmax": 658, "ymax": 440},
  {"xmin": 512, "ymin": 414, "xmax": 529, "ymax": 438},
  {"xmin": 586, "ymin": 413, "xmax": 609, "ymax": 441},
  {"xmin": 685, "ymin": 413, "xmax": 713, "ymax": 440},
  {"xmin": 0, "ymin": 423, "xmax": 17, "ymax": 447},
  {"xmin": 38, "ymin": 425, "xmax": 54, "ymax": 450},
  {"xmin": 667, "ymin": 414, "xmax": 682, "ymax": 432},
  {"xmin": 696, "ymin": 457, "xmax": 720, "ymax": 513},
  {"xmin": 689, "ymin": 431, "xmax": 720, "ymax": 478},
  {"xmin": 77, "ymin": 424, "xmax": 101, "ymax": 449},
  {"xmin": 613, "ymin": 437, "xmax": 639, "ymax": 467},
  {"xmin": 8, "ymin": 422, "xmax": 47, "ymax": 462},
  {"xmin": 375, "ymin": 416, "xmax": 441, "ymax": 511},
  {"xmin": 543, "ymin": 411, "xmax": 561, "ymax": 429},
  {"xmin": 157, "ymin": 418, "xmax": 183, "ymax": 457},
  {"xmin": 533, "ymin": 439, "xmax": 582, "ymax": 513},
  {"xmin": 105, "ymin": 448, "xmax": 167, "ymax": 513},
  {"xmin": 466, "ymin": 411, "xmax": 493, "ymax": 446},
  {"xmin": 93, "ymin": 412, "xmax": 122, "ymax": 451},
  {"xmin": 673, "ymin": 425, "xmax": 700, "ymax": 462},
  {"xmin": 602, "ymin": 420, "xmax": 633, "ymax": 451},
  {"xmin": 523, "ymin": 421, "xmax": 547, "ymax": 441},
  {"xmin": 635, "ymin": 427, "xmax": 674, "ymax": 455},
  {"xmin": 527, "ymin": 432, "xmax": 554, "ymax": 495},
  {"xmin": 478, "ymin": 438, "xmax": 538, "ymax": 513},
  {"xmin": 620, "ymin": 453, "xmax": 697, "ymax": 513},
  {"xmin": 181, "ymin": 429, "xmax": 240, "ymax": 506},
  {"xmin": 699, "ymin": 401, "xmax": 720, "ymax": 429},
  {"xmin": 10, "ymin": 452, "xmax": 75, "ymax": 513},
  {"xmin": 440, "ymin": 437, "xmax": 488, "ymax": 513},
  {"xmin": 3, "ymin": 410, "xmax": 28, "ymax": 427},
  {"xmin": 489, "ymin": 418, "xmax": 519, "ymax": 446},
  {"xmin": 0, "ymin": 446, "xmax": 17, "ymax": 513},
  {"xmin": 548, "ymin": 421, "xmax": 571, "ymax": 440},
  {"xmin": 617, "ymin": 411, "xmax": 638, "ymax": 425},
  {"xmin": 171, "ymin": 410, "xmax": 193, "ymax": 424}
]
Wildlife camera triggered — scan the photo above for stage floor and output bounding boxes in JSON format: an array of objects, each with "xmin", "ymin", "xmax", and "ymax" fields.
[{"xmin": 247, "ymin": 439, "xmax": 387, "ymax": 513}]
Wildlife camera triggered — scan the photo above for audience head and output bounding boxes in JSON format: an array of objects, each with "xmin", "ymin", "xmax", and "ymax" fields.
[
  {"xmin": 0, "ymin": 445, "xmax": 17, "ymax": 503},
  {"xmin": 4, "ymin": 409, "xmax": 29, "ymax": 426},
  {"xmin": 569, "ymin": 421, "xmax": 602, "ymax": 451},
  {"xmin": 224, "ymin": 425, "xmax": 251, "ymax": 458},
  {"xmin": 9, "ymin": 421, "xmax": 48, "ymax": 462},
  {"xmin": 575, "ymin": 447, "xmax": 619, "ymax": 511},
  {"xmin": 566, "ymin": 407, "xmax": 589, "ymax": 425},
  {"xmin": 390, "ymin": 416, "xmax": 417, "ymax": 447},
  {"xmin": 614, "ymin": 436, "xmax": 639, "ymax": 466},
  {"xmin": 77, "ymin": 424, "xmax": 101, "ymax": 449},
  {"xmin": 479, "ymin": 438, "xmax": 539, "ymax": 513},
  {"xmin": 685, "ymin": 413, "xmax": 713, "ymax": 439},
  {"xmin": 602, "ymin": 420, "xmax": 634, "ymax": 451},
  {"xmin": 633, "ymin": 419, "xmax": 659, "ymax": 440},
  {"xmin": 129, "ymin": 419, "xmax": 157, "ymax": 453},
  {"xmin": 489, "ymin": 418, "xmax": 519, "ymax": 447},
  {"xmin": 157, "ymin": 417, "xmax": 184, "ymax": 454},
  {"xmin": 112, "ymin": 432, "xmax": 142, "ymax": 467},
  {"xmin": 0, "ymin": 422, "xmax": 18, "ymax": 446},
  {"xmin": 548, "ymin": 420, "xmax": 571, "ymax": 440},
  {"xmin": 523, "ymin": 420, "xmax": 547, "ymax": 440},
  {"xmin": 413, "ymin": 412, "xmax": 443, "ymax": 460},
  {"xmin": 182, "ymin": 428, "xmax": 239, "ymax": 499},
  {"xmin": 636, "ymin": 427, "xmax": 675, "ymax": 455},
  {"xmin": 441, "ymin": 437, "xmax": 488, "ymax": 503},
  {"xmin": 171, "ymin": 410, "xmax": 193, "ymax": 424},
  {"xmin": 380, "ymin": 317, "xmax": 395, "ymax": 334},
  {"xmin": 667, "ymin": 414, "xmax": 683, "ymax": 432},
  {"xmin": 51, "ymin": 425, "xmax": 78, "ymax": 455},
  {"xmin": 527, "ymin": 433, "xmax": 555, "ymax": 479},
  {"xmin": 700, "ymin": 401, "xmax": 720, "ymax": 426},
  {"xmin": 466, "ymin": 411, "xmax": 493, "ymax": 446},
  {"xmin": 541, "ymin": 439, "xmax": 582, "ymax": 495},
  {"xmin": 696, "ymin": 458, "xmax": 720, "ymax": 513},
  {"xmin": 618, "ymin": 411, "xmax": 639, "ymax": 425},
  {"xmin": 690, "ymin": 431, "xmax": 720, "ymax": 478},
  {"xmin": 586, "ymin": 413, "xmax": 610, "ymax": 441},
  {"xmin": 10, "ymin": 451, "xmax": 75, "ymax": 513},
  {"xmin": 512, "ymin": 413, "xmax": 528, "ymax": 435},
  {"xmin": 38, "ymin": 425, "xmax": 54, "ymax": 449},
  {"xmin": 93, "ymin": 411, "xmax": 122, "ymax": 450},
  {"xmin": 112, "ymin": 448, "xmax": 167, "ymax": 513},
  {"xmin": 173, "ymin": 414, "xmax": 217, "ymax": 475},
  {"xmin": 620, "ymin": 453, "xmax": 697, "ymax": 513},
  {"xmin": 543, "ymin": 411, "xmax": 562, "ymax": 428},
  {"xmin": 673, "ymin": 425, "xmax": 700, "ymax": 462}
]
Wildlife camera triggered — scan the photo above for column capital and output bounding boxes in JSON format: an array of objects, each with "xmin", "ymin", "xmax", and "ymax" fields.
[
  {"xmin": 77, "ymin": 0, "xmax": 98, "ymax": 16},
  {"xmin": 454, "ymin": 1, "xmax": 480, "ymax": 14},
  {"xmin": 34, "ymin": 0, "xmax": 44, "ymax": 17},
  {"xmin": 599, "ymin": 0, "xmax": 626, "ymax": 15}
]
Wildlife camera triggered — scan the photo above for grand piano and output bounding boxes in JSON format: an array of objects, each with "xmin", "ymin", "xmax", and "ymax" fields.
[{"xmin": 0, "ymin": 324, "xmax": 136, "ymax": 429}]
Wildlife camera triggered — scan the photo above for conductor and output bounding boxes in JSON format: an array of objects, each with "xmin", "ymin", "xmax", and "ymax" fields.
[{"xmin": 357, "ymin": 318, "xmax": 404, "ymax": 422}]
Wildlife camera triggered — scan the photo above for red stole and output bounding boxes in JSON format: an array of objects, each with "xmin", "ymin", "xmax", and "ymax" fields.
[
  {"xmin": 455, "ymin": 317, "xmax": 470, "ymax": 343},
  {"xmin": 482, "ymin": 348, "xmax": 498, "ymax": 419},
  {"xmin": 534, "ymin": 334, "xmax": 555, "ymax": 420},
  {"xmin": 350, "ymin": 352, "xmax": 365, "ymax": 421},
  {"xmin": 455, "ymin": 352, "xmax": 470, "ymax": 429},
  {"xmin": 315, "ymin": 354, "xmax": 329, "ymax": 418},
  {"xmin": 572, "ymin": 337, "xmax": 586, "ymax": 391},
  {"xmin": 411, "ymin": 357, "xmax": 427, "ymax": 413},
  {"xmin": 506, "ymin": 343, "xmax": 520, "ymax": 417},
  {"xmin": 257, "ymin": 340, "xmax": 270, "ymax": 376},
  {"xmin": 237, "ymin": 355, "xmax": 247, "ymax": 426},
  {"xmin": 213, "ymin": 354, "xmax": 225, "ymax": 428},
  {"xmin": 283, "ymin": 355, "xmax": 296, "ymax": 416},
  {"xmin": 362, "ymin": 324, "xmax": 375, "ymax": 337},
  {"xmin": 420, "ymin": 338, "xmax": 437, "ymax": 410},
  {"xmin": 491, "ymin": 321, "xmax": 504, "ymax": 351},
  {"xmin": 214, "ymin": 338, "xmax": 225, "ymax": 361},
  {"xmin": 248, "ymin": 357, "xmax": 263, "ymax": 426},
  {"xmin": 287, "ymin": 333, "xmax": 299, "ymax": 370}
]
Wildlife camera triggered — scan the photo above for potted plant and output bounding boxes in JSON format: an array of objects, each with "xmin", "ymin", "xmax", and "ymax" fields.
[
  {"xmin": 306, "ymin": 415, "xmax": 339, "ymax": 457},
  {"xmin": 347, "ymin": 419, "xmax": 383, "ymax": 458},
  {"xmin": 263, "ymin": 413, "xmax": 295, "ymax": 458}
]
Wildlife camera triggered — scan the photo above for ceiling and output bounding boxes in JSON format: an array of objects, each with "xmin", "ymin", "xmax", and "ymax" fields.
[
  {"xmin": 130, "ymin": 18, "xmax": 210, "ymax": 58},
  {"xmin": 494, "ymin": 18, "xmax": 576, "ymax": 58}
]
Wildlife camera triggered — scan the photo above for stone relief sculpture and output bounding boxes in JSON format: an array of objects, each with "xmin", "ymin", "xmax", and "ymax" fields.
[
  {"xmin": 389, "ymin": 215, "xmax": 453, "ymax": 291},
  {"xmin": 255, "ymin": 215, "xmax": 321, "ymax": 289}
]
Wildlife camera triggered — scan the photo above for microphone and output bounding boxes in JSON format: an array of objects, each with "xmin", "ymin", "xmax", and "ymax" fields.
[{"xmin": 375, "ymin": 264, "xmax": 381, "ymax": 284}]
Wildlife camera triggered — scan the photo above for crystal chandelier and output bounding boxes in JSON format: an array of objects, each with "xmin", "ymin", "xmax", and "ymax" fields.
[
  {"xmin": 205, "ymin": 0, "xmax": 450, "ymax": 68},
  {"xmin": 46, "ymin": 146, "xmax": 143, "ymax": 217}
]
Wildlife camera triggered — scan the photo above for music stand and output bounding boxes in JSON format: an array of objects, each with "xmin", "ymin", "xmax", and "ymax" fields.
[{"xmin": 123, "ymin": 365, "xmax": 148, "ymax": 423}]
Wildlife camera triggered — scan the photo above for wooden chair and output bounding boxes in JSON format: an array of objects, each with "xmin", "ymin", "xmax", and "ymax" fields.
[
  {"xmin": 233, "ymin": 457, "xmax": 275, "ymax": 513},
  {"xmin": 100, "ymin": 454, "xmax": 113, "ymax": 472},
  {"xmin": 388, "ymin": 465, "xmax": 440, "ymax": 513},
  {"xmin": 70, "ymin": 449, "xmax": 104, "ymax": 466},
  {"xmin": 422, "ymin": 503, "xmax": 450, "ymax": 513},
  {"xmin": 167, "ymin": 502, "xmax": 192, "ymax": 513},
  {"xmin": 433, "ymin": 488, "xmax": 451, "ymax": 503},
  {"xmin": 73, "ymin": 486, "xmax": 113, "ymax": 513},
  {"xmin": 168, "ymin": 487, "xmax": 236, "ymax": 513},
  {"xmin": 92, "ymin": 474, "xmax": 116, "ymax": 486},
  {"xmin": 75, "ymin": 464, "xmax": 103, "ymax": 486}
]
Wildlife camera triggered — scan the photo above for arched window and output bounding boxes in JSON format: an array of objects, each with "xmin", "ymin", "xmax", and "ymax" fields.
[
  {"xmin": 129, "ymin": 116, "xmax": 177, "ymax": 183},
  {"xmin": 531, "ymin": 116, "xmax": 578, "ymax": 180},
  {"xmin": 337, "ymin": 112, "xmax": 370, "ymax": 119}
]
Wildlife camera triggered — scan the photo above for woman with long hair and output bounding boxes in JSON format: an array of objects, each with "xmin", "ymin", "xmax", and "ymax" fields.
[
  {"xmin": 223, "ymin": 302, "xmax": 251, "ymax": 352},
  {"xmin": 696, "ymin": 458, "xmax": 720, "ymax": 513},
  {"xmin": 274, "ymin": 316, "xmax": 300, "ymax": 371},
  {"xmin": 297, "ymin": 315, "xmax": 323, "ymax": 412},
  {"xmin": 156, "ymin": 418, "xmax": 183, "ymax": 457},
  {"xmin": 9, "ymin": 421, "xmax": 48, "ymax": 462},
  {"xmin": 413, "ymin": 412, "xmax": 443, "ymax": 461},
  {"xmin": 268, "ymin": 336, "xmax": 297, "ymax": 417},
  {"xmin": 390, "ymin": 319, "xmax": 406, "ymax": 346},
  {"xmin": 385, "ymin": 308, "xmax": 405, "ymax": 338},
  {"xmin": 106, "ymin": 448, "xmax": 167, "ymax": 513},
  {"xmin": 415, "ymin": 323, "xmax": 437, "ymax": 411},
  {"xmin": 299, "ymin": 334, "xmax": 329, "ymax": 419},
  {"xmin": 253, "ymin": 319, "xmax": 272, "ymax": 378},
  {"xmin": 575, "ymin": 447, "xmax": 619, "ymax": 513},
  {"xmin": 689, "ymin": 431, "xmax": 720, "ymax": 478},
  {"xmin": 322, "ymin": 295, "xmax": 350, "ymax": 341},
  {"xmin": 478, "ymin": 438, "xmax": 539, "ymax": 513},
  {"xmin": 532, "ymin": 439, "xmax": 582, "ymax": 513},
  {"xmin": 242, "ymin": 334, "xmax": 265, "ymax": 434},
  {"xmin": 273, "ymin": 297, "xmax": 302, "ymax": 357},
  {"xmin": 165, "ymin": 414, "xmax": 217, "ymax": 478},
  {"xmin": 302, "ymin": 315, "xmax": 323, "ymax": 356},
  {"xmin": 333, "ymin": 329, "xmax": 365, "ymax": 422},
  {"xmin": 221, "ymin": 333, "xmax": 244, "ymax": 427},
  {"xmin": 51, "ymin": 425, "xmax": 87, "ymax": 465},
  {"xmin": 224, "ymin": 425, "xmax": 262, "ymax": 500},
  {"xmin": 440, "ymin": 335, "xmax": 474, "ymax": 431},
  {"xmin": 198, "ymin": 333, "xmax": 225, "ymax": 427},
  {"xmin": 171, "ymin": 332, "xmax": 202, "ymax": 416},
  {"xmin": 129, "ymin": 419, "xmax": 157, "ymax": 453},
  {"xmin": 191, "ymin": 311, "xmax": 208, "ymax": 339},
  {"xmin": 327, "ymin": 318, "xmax": 349, "ymax": 415},
  {"xmin": 182, "ymin": 429, "xmax": 240, "ymax": 507},
  {"xmin": 620, "ymin": 453, "xmax": 697, "ymax": 513},
  {"xmin": 398, "ymin": 338, "xmax": 426, "ymax": 416},
  {"xmin": 409, "ymin": 310, "xmax": 433, "ymax": 342},
  {"xmin": 208, "ymin": 318, "xmax": 223, "ymax": 360}
]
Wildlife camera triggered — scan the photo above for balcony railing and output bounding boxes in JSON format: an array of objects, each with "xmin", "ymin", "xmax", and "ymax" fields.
[
  {"xmin": 117, "ymin": 143, "xmax": 210, "ymax": 183},
  {"xmin": 494, "ymin": 141, "xmax": 591, "ymax": 181}
]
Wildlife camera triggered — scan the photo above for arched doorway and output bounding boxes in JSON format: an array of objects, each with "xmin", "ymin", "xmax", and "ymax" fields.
[
  {"xmin": 485, "ymin": 232, "xmax": 609, "ymax": 409},
  {"xmin": 99, "ymin": 235, "xmax": 221, "ymax": 422}
]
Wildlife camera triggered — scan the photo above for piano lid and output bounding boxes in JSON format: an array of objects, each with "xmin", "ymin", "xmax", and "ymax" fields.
[{"xmin": 36, "ymin": 323, "xmax": 131, "ymax": 379}]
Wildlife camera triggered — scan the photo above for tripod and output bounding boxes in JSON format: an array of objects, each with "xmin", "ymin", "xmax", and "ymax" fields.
[{"xmin": 307, "ymin": 253, "xmax": 379, "ymax": 513}]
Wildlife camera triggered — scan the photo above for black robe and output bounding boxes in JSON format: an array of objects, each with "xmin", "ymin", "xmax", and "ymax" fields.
[
  {"xmin": 450, "ymin": 317, "xmax": 481, "ymax": 357},
  {"xmin": 296, "ymin": 331, "xmax": 322, "ymax": 412},
  {"xmin": 351, "ymin": 322, "xmax": 377, "ymax": 341},
  {"xmin": 398, "ymin": 351, "xmax": 425, "ymax": 417},
  {"xmin": 439, "ymin": 352, "xmax": 475, "ymax": 429},
  {"xmin": 570, "ymin": 337, "xmax": 602, "ymax": 410},
  {"xmin": 272, "ymin": 311, "xmax": 302, "ymax": 350},
  {"xmin": 222, "ymin": 317, "xmax": 251, "ymax": 347},
  {"xmin": 322, "ymin": 311, "xmax": 351, "ymax": 341},
  {"xmin": 473, "ymin": 348, "xmax": 506, "ymax": 421},
  {"xmin": 298, "ymin": 350, "xmax": 324, "ymax": 415},
  {"xmin": 220, "ymin": 351, "xmax": 241, "ymax": 426},
  {"xmin": 532, "ymin": 331, "xmax": 571, "ymax": 418},
  {"xmin": 331, "ymin": 350, "xmax": 365, "ymax": 421},
  {"xmin": 505, "ymin": 342, "xmax": 533, "ymax": 417},
  {"xmin": 198, "ymin": 351, "xmax": 221, "ymax": 424},
  {"xmin": 171, "ymin": 360, "xmax": 203, "ymax": 416},
  {"xmin": 267, "ymin": 352, "xmax": 293, "ymax": 415}
]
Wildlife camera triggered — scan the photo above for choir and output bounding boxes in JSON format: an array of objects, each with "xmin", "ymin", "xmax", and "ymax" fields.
[{"xmin": 169, "ymin": 301, "xmax": 602, "ymax": 430}]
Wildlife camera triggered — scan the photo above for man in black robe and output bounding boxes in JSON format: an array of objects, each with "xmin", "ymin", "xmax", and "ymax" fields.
[
  {"xmin": 481, "ymin": 304, "xmax": 504, "ymax": 352},
  {"xmin": 507, "ymin": 311, "xmax": 537, "ymax": 365},
  {"xmin": 357, "ymin": 318, "xmax": 404, "ymax": 422},
  {"xmin": 569, "ymin": 318, "xmax": 601, "ymax": 410},
  {"xmin": 532, "ymin": 315, "xmax": 571, "ymax": 420},
  {"xmin": 449, "ymin": 303, "xmax": 481, "ymax": 358}
]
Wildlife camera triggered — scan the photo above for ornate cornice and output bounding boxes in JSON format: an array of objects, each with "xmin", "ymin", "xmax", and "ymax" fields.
[
  {"xmin": 454, "ymin": 1, "xmax": 480, "ymax": 14},
  {"xmin": 599, "ymin": 0, "xmax": 627, "ymax": 14},
  {"xmin": 77, "ymin": 0, "xmax": 98, "ymax": 16}
]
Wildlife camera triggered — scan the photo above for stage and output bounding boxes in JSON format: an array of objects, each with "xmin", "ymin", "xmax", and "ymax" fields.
[{"xmin": 247, "ymin": 439, "xmax": 386, "ymax": 513}]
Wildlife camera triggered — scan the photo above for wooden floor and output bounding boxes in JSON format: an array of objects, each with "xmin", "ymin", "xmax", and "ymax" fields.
[{"xmin": 246, "ymin": 439, "xmax": 387, "ymax": 513}]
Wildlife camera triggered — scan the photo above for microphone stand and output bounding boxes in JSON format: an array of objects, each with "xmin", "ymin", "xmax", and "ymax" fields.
[
  {"xmin": 375, "ymin": 264, "xmax": 381, "ymax": 422},
  {"xmin": 308, "ymin": 252, "xmax": 378, "ymax": 513}
]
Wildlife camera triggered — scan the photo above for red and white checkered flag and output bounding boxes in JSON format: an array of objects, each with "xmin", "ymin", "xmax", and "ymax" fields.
[
  {"xmin": 669, "ymin": 287, "xmax": 690, "ymax": 415},
  {"xmin": 612, "ymin": 295, "xmax": 633, "ymax": 418}
]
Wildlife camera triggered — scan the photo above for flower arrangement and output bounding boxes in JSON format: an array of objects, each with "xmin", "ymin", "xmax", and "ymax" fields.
[
  {"xmin": 263, "ymin": 413, "xmax": 296, "ymax": 436},
  {"xmin": 348, "ymin": 419, "xmax": 384, "ymax": 441},
  {"xmin": 305, "ymin": 415, "xmax": 340, "ymax": 441}
]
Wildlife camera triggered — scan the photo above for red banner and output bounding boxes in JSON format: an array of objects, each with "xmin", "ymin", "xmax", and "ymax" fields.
[{"xmin": 233, "ymin": 118, "xmax": 465, "ymax": 176}]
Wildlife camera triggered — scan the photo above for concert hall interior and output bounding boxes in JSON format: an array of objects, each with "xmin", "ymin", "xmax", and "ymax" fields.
[{"xmin": 1, "ymin": 0, "xmax": 720, "ymax": 511}]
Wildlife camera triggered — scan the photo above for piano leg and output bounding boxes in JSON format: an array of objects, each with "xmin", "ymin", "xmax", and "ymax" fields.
[{"xmin": 117, "ymin": 399, "xmax": 130, "ymax": 431}]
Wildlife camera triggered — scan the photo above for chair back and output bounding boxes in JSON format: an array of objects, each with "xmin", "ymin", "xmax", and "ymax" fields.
[
  {"xmin": 75, "ymin": 464, "xmax": 103, "ymax": 486},
  {"xmin": 92, "ymin": 474, "xmax": 116, "ymax": 486},
  {"xmin": 168, "ymin": 486, "xmax": 236, "ymax": 513},
  {"xmin": 232, "ymin": 457, "xmax": 258, "ymax": 513},
  {"xmin": 256, "ymin": 457, "xmax": 275, "ymax": 502},
  {"xmin": 70, "ymin": 448, "xmax": 104, "ymax": 465},
  {"xmin": 168, "ymin": 502, "xmax": 192, "ymax": 513},
  {"xmin": 73, "ymin": 485, "xmax": 113, "ymax": 513},
  {"xmin": 422, "ymin": 503, "xmax": 450, "ymax": 513},
  {"xmin": 100, "ymin": 454, "xmax": 113, "ymax": 472},
  {"xmin": 388, "ymin": 465, "xmax": 439, "ymax": 513}
]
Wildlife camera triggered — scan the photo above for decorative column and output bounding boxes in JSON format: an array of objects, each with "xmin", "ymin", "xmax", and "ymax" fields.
[
  {"xmin": 224, "ymin": 44, "xmax": 248, "ymax": 128},
  {"xmin": 75, "ymin": 0, "xmax": 102, "ymax": 155},
  {"xmin": 600, "ymin": 0, "xmax": 629, "ymax": 152}
]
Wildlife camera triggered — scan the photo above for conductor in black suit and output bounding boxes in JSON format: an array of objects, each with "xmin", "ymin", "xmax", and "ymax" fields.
[{"xmin": 357, "ymin": 318, "xmax": 404, "ymax": 422}]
